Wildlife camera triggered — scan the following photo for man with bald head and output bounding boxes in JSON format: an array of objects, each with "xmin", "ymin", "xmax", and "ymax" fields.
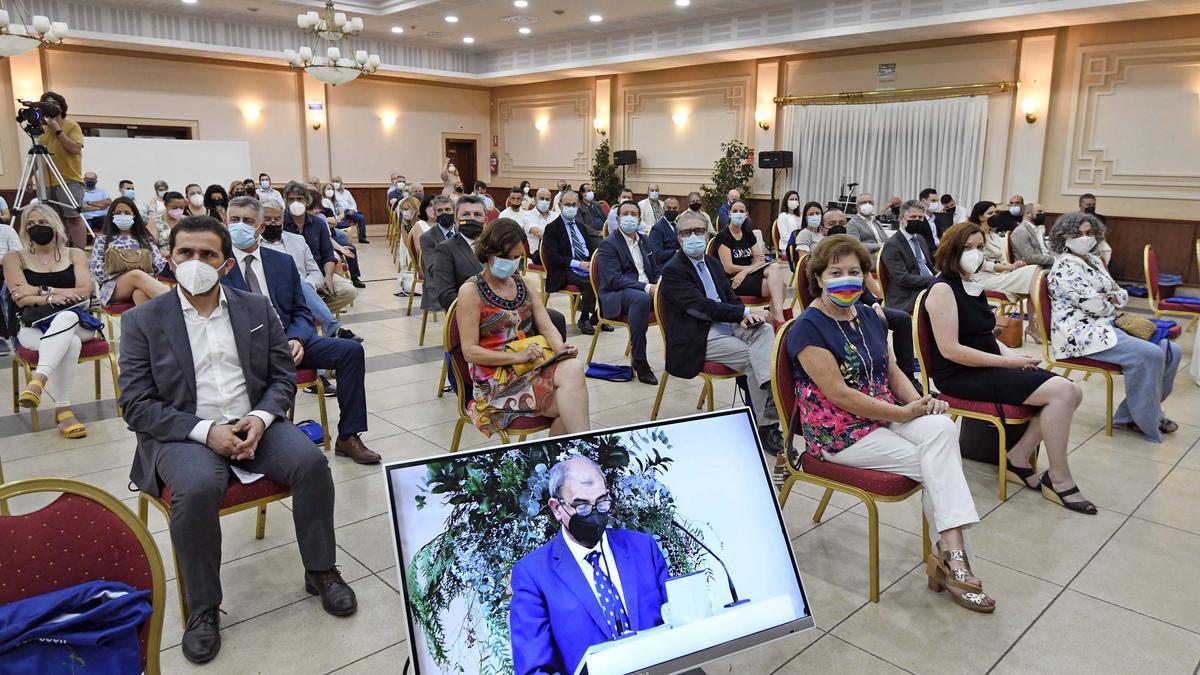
[
  {"xmin": 847, "ymin": 192, "xmax": 889, "ymax": 252},
  {"xmin": 509, "ymin": 455, "xmax": 669, "ymax": 675},
  {"xmin": 990, "ymin": 194, "xmax": 1025, "ymax": 233},
  {"xmin": 521, "ymin": 187, "xmax": 558, "ymax": 264},
  {"xmin": 717, "ymin": 188, "xmax": 750, "ymax": 230}
]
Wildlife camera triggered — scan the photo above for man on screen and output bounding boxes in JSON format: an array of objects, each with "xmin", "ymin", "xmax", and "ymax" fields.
[{"xmin": 509, "ymin": 456, "xmax": 669, "ymax": 675}]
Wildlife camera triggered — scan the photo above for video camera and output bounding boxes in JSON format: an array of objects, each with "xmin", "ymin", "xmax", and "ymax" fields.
[{"xmin": 16, "ymin": 98, "xmax": 62, "ymax": 138}]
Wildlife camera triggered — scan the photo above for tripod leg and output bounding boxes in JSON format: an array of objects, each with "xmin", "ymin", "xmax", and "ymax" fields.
[{"xmin": 13, "ymin": 152, "xmax": 38, "ymax": 210}]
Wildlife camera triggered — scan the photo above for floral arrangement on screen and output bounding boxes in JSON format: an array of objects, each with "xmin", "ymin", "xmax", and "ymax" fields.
[{"xmin": 406, "ymin": 427, "xmax": 709, "ymax": 674}]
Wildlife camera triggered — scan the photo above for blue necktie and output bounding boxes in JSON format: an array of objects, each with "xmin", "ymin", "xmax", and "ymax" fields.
[
  {"xmin": 566, "ymin": 221, "xmax": 588, "ymax": 261},
  {"xmin": 586, "ymin": 550, "xmax": 630, "ymax": 636},
  {"xmin": 696, "ymin": 261, "xmax": 733, "ymax": 336},
  {"xmin": 911, "ymin": 236, "xmax": 933, "ymax": 277}
]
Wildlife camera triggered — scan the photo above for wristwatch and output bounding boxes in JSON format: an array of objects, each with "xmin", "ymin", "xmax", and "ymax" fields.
[
  {"xmin": 38, "ymin": 285, "xmax": 50, "ymax": 296},
  {"xmin": 54, "ymin": 129, "xmax": 63, "ymax": 136}
]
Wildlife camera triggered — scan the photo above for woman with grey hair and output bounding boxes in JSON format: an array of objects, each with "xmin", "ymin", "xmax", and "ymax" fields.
[{"xmin": 1046, "ymin": 212, "xmax": 1181, "ymax": 443}]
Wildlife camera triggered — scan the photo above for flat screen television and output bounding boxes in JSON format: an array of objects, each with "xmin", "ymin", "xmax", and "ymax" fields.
[{"xmin": 385, "ymin": 408, "xmax": 814, "ymax": 675}]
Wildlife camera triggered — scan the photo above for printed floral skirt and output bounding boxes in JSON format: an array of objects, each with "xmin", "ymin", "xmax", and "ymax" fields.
[{"xmin": 469, "ymin": 363, "xmax": 559, "ymax": 436}]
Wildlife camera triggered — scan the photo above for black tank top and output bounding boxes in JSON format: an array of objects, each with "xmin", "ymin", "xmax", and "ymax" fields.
[
  {"xmin": 929, "ymin": 273, "xmax": 999, "ymax": 385},
  {"xmin": 21, "ymin": 256, "xmax": 76, "ymax": 290}
]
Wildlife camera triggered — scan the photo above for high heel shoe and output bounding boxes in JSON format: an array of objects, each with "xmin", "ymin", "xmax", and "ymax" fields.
[
  {"xmin": 1005, "ymin": 447, "xmax": 1040, "ymax": 489},
  {"xmin": 1039, "ymin": 472, "xmax": 1097, "ymax": 515},
  {"xmin": 17, "ymin": 379, "xmax": 44, "ymax": 409},
  {"xmin": 926, "ymin": 550, "xmax": 995, "ymax": 613}
]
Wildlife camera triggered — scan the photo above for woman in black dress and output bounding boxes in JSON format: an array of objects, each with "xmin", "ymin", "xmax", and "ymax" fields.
[
  {"xmin": 712, "ymin": 199, "xmax": 789, "ymax": 324},
  {"xmin": 925, "ymin": 222, "xmax": 1096, "ymax": 514}
]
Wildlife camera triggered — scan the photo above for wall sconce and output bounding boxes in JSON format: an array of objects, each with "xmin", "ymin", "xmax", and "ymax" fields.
[
  {"xmin": 380, "ymin": 112, "xmax": 397, "ymax": 129},
  {"xmin": 311, "ymin": 119, "xmax": 322, "ymax": 131},
  {"xmin": 593, "ymin": 117, "xmax": 607, "ymax": 136},
  {"xmin": 535, "ymin": 118, "xmax": 548, "ymax": 133},
  {"xmin": 755, "ymin": 110, "xmax": 770, "ymax": 131},
  {"xmin": 241, "ymin": 104, "xmax": 261, "ymax": 122},
  {"xmin": 1021, "ymin": 97, "xmax": 1038, "ymax": 124},
  {"xmin": 672, "ymin": 110, "xmax": 688, "ymax": 127}
]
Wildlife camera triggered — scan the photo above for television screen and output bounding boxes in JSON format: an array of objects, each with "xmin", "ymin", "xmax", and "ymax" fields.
[{"xmin": 385, "ymin": 408, "xmax": 814, "ymax": 675}]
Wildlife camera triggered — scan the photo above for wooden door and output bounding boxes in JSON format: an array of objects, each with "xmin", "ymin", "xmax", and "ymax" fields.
[{"xmin": 445, "ymin": 139, "xmax": 477, "ymax": 190}]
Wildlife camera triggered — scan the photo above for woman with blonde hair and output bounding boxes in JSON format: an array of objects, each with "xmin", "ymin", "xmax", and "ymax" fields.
[{"xmin": 3, "ymin": 204, "xmax": 100, "ymax": 438}]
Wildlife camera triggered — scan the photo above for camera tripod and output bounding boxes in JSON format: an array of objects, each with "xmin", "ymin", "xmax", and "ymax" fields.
[{"xmin": 13, "ymin": 140, "xmax": 79, "ymax": 213}]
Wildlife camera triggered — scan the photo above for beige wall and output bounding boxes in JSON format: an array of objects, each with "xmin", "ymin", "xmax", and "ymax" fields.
[{"xmin": 491, "ymin": 77, "xmax": 598, "ymax": 190}]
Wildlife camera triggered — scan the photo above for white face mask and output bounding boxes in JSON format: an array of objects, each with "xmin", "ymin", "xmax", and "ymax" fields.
[
  {"xmin": 174, "ymin": 259, "xmax": 221, "ymax": 295},
  {"xmin": 858, "ymin": 202, "xmax": 874, "ymax": 217},
  {"xmin": 260, "ymin": 180, "xmax": 271, "ymax": 190},
  {"xmin": 928, "ymin": 201, "xmax": 942, "ymax": 213},
  {"xmin": 333, "ymin": 182, "xmax": 342, "ymax": 190},
  {"xmin": 188, "ymin": 193, "xmax": 204, "ymax": 207},
  {"xmin": 787, "ymin": 199, "xmax": 800, "ymax": 211},
  {"xmin": 324, "ymin": 189, "xmax": 335, "ymax": 198},
  {"xmin": 1065, "ymin": 235, "xmax": 1096, "ymax": 256},
  {"xmin": 585, "ymin": 191, "xmax": 595, "ymax": 202},
  {"xmin": 960, "ymin": 248, "xmax": 984, "ymax": 275},
  {"xmin": 288, "ymin": 201, "xmax": 307, "ymax": 217},
  {"xmin": 648, "ymin": 191, "xmax": 659, "ymax": 201},
  {"xmin": 1008, "ymin": 205, "xmax": 1022, "ymax": 216},
  {"xmin": 536, "ymin": 199, "xmax": 551, "ymax": 213}
]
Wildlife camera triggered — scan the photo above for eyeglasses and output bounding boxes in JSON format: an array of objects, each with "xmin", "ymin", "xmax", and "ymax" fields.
[
  {"xmin": 827, "ymin": 220, "xmax": 847, "ymax": 226},
  {"xmin": 262, "ymin": 217, "xmax": 283, "ymax": 225},
  {"xmin": 677, "ymin": 228, "xmax": 707, "ymax": 237},
  {"xmin": 566, "ymin": 498, "xmax": 612, "ymax": 518}
]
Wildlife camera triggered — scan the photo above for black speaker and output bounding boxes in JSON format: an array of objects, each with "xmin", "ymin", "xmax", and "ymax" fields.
[
  {"xmin": 758, "ymin": 151, "xmax": 793, "ymax": 169},
  {"xmin": 613, "ymin": 150, "xmax": 638, "ymax": 166}
]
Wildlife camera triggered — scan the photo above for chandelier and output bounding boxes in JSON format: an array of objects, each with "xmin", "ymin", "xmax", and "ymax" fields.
[
  {"xmin": 284, "ymin": 0, "xmax": 380, "ymax": 86},
  {"xmin": 0, "ymin": 2, "xmax": 68, "ymax": 58}
]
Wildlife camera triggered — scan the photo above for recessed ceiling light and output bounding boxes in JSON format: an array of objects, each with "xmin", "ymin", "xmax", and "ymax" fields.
[
  {"xmin": 675, "ymin": 0, "xmax": 691, "ymax": 5},
  {"xmin": 445, "ymin": 15, "xmax": 458, "ymax": 23},
  {"xmin": 588, "ymin": 14, "xmax": 602, "ymax": 22},
  {"xmin": 182, "ymin": 0, "xmax": 197, "ymax": 4},
  {"xmin": 390, "ymin": 25, "xmax": 403, "ymax": 34},
  {"xmin": 462, "ymin": 36, "xmax": 475, "ymax": 43},
  {"xmin": 514, "ymin": 0, "xmax": 528, "ymax": 6},
  {"xmin": 518, "ymin": 26, "xmax": 531, "ymax": 34}
]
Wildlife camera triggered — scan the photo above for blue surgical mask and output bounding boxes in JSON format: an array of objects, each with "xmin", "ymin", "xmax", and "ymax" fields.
[
  {"xmin": 229, "ymin": 222, "xmax": 258, "ymax": 250},
  {"xmin": 681, "ymin": 234, "xmax": 707, "ymax": 258},
  {"xmin": 562, "ymin": 206, "xmax": 578, "ymax": 221},
  {"xmin": 806, "ymin": 215, "xmax": 822, "ymax": 229},
  {"xmin": 490, "ymin": 256, "xmax": 519, "ymax": 279},
  {"xmin": 123, "ymin": 189, "xmax": 136, "ymax": 200},
  {"xmin": 112, "ymin": 214, "xmax": 136, "ymax": 231},
  {"xmin": 619, "ymin": 215, "xmax": 640, "ymax": 234},
  {"xmin": 730, "ymin": 212, "xmax": 747, "ymax": 226}
]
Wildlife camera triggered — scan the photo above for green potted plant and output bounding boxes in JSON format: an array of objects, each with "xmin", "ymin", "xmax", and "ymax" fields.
[
  {"xmin": 590, "ymin": 138, "xmax": 622, "ymax": 206},
  {"xmin": 699, "ymin": 139, "xmax": 755, "ymax": 219}
]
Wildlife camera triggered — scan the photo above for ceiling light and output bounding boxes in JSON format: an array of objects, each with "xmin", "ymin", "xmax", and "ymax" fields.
[
  {"xmin": 390, "ymin": 26, "xmax": 403, "ymax": 34},
  {"xmin": 514, "ymin": 0, "xmax": 528, "ymax": 6},
  {"xmin": 462, "ymin": 36, "xmax": 474, "ymax": 44},
  {"xmin": 588, "ymin": 14, "xmax": 603, "ymax": 22},
  {"xmin": 0, "ymin": 4, "xmax": 70, "ymax": 58},
  {"xmin": 518, "ymin": 27, "xmax": 531, "ymax": 34},
  {"xmin": 675, "ymin": 0, "xmax": 690, "ymax": 5},
  {"xmin": 285, "ymin": 1, "xmax": 379, "ymax": 85},
  {"xmin": 445, "ymin": 15, "xmax": 458, "ymax": 23},
  {"xmin": 182, "ymin": 0, "xmax": 197, "ymax": 4}
]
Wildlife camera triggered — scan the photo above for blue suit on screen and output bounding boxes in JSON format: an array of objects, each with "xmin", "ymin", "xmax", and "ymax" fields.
[{"xmin": 509, "ymin": 528, "xmax": 669, "ymax": 675}]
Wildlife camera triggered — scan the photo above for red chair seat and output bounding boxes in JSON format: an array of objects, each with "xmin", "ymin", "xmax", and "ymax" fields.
[
  {"xmin": 1060, "ymin": 355, "xmax": 1122, "ymax": 372},
  {"xmin": 1159, "ymin": 299, "xmax": 1200, "ymax": 313},
  {"xmin": 800, "ymin": 454, "xmax": 918, "ymax": 497},
  {"xmin": 604, "ymin": 311, "xmax": 657, "ymax": 326},
  {"xmin": 938, "ymin": 394, "xmax": 1037, "ymax": 420},
  {"xmin": 1165, "ymin": 323, "xmax": 1182, "ymax": 341},
  {"xmin": 295, "ymin": 368, "xmax": 319, "ymax": 384},
  {"xmin": 507, "ymin": 415, "xmax": 554, "ymax": 431},
  {"xmin": 701, "ymin": 361, "xmax": 739, "ymax": 376},
  {"xmin": 17, "ymin": 339, "xmax": 110, "ymax": 365},
  {"xmin": 738, "ymin": 295, "xmax": 766, "ymax": 305},
  {"xmin": 985, "ymin": 290, "xmax": 1010, "ymax": 302},
  {"xmin": 528, "ymin": 263, "xmax": 546, "ymax": 272},
  {"xmin": 103, "ymin": 302, "xmax": 135, "ymax": 315},
  {"xmin": 563, "ymin": 284, "xmax": 583, "ymax": 293},
  {"xmin": 160, "ymin": 477, "xmax": 290, "ymax": 511}
]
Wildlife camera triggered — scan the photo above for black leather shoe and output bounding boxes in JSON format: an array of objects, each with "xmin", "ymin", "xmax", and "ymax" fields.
[
  {"xmin": 633, "ymin": 360, "xmax": 658, "ymax": 386},
  {"xmin": 182, "ymin": 606, "xmax": 223, "ymax": 664},
  {"xmin": 305, "ymin": 567, "xmax": 358, "ymax": 617},
  {"xmin": 304, "ymin": 376, "xmax": 337, "ymax": 397},
  {"xmin": 335, "ymin": 328, "xmax": 364, "ymax": 343},
  {"xmin": 352, "ymin": 278, "xmax": 367, "ymax": 288},
  {"xmin": 600, "ymin": 323, "xmax": 615, "ymax": 332},
  {"xmin": 576, "ymin": 317, "xmax": 595, "ymax": 335},
  {"xmin": 759, "ymin": 425, "xmax": 784, "ymax": 456}
]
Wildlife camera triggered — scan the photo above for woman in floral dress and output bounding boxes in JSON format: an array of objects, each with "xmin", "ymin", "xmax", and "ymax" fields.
[
  {"xmin": 785, "ymin": 234, "xmax": 993, "ymax": 613},
  {"xmin": 456, "ymin": 218, "xmax": 590, "ymax": 437},
  {"xmin": 90, "ymin": 196, "xmax": 169, "ymax": 307}
]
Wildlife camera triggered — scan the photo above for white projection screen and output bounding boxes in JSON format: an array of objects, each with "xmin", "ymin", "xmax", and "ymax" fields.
[{"xmin": 78, "ymin": 137, "xmax": 252, "ymax": 198}]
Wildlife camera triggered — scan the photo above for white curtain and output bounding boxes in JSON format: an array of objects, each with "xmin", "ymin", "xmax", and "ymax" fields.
[{"xmin": 779, "ymin": 95, "xmax": 988, "ymax": 211}]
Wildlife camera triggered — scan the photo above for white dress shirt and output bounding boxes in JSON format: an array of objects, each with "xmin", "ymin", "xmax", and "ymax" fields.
[
  {"xmin": 261, "ymin": 231, "xmax": 323, "ymax": 289},
  {"xmin": 637, "ymin": 197, "xmax": 662, "ymax": 233},
  {"xmin": 622, "ymin": 232, "xmax": 652, "ymax": 291},
  {"xmin": 0, "ymin": 223, "xmax": 22, "ymax": 257},
  {"xmin": 561, "ymin": 529, "xmax": 628, "ymax": 612},
  {"xmin": 498, "ymin": 207, "xmax": 523, "ymax": 222},
  {"xmin": 232, "ymin": 246, "xmax": 272, "ymax": 304},
  {"xmin": 257, "ymin": 188, "xmax": 284, "ymax": 207},
  {"xmin": 521, "ymin": 208, "xmax": 557, "ymax": 253},
  {"xmin": 181, "ymin": 287, "xmax": 275, "ymax": 446},
  {"xmin": 333, "ymin": 188, "xmax": 358, "ymax": 214}
]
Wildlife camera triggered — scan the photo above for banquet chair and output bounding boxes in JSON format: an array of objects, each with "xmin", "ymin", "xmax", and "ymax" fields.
[{"xmin": 648, "ymin": 284, "xmax": 742, "ymax": 419}]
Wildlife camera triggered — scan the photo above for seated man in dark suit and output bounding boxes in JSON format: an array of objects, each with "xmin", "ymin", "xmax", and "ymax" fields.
[
  {"xmin": 418, "ymin": 195, "xmax": 456, "ymax": 314},
  {"xmin": 880, "ymin": 199, "xmax": 936, "ymax": 313},
  {"xmin": 647, "ymin": 195, "xmax": 682, "ymax": 265},
  {"xmin": 509, "ymin": 455, "xmax": 668, "ymax": 675},
  {"xmin": 659, "ymin": 211, "xmax": 783, "ymax": 452},
  {"xmin": 222, "ymin": 197, "xmax": 379, "ymax": 465},
  {"xmin": 597, "ymin": 200, "xmax": 661, "ymax": 385},
  {"xmin": 541, "ymin": 190, "xmax": 602, "ymax": 336},
  {"xmin": 576, "ymin": 181, "xmax": 605, "ymax": 238},
  {"xmin": 117, "ymin": 216, "xmax": 356, "ymax": 665}
]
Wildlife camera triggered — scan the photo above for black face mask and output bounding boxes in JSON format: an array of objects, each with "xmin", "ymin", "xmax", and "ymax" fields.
[
  {"xmin": 566, "ymin": 508, "xmax": 608, "ymax": 549},
  {"xmin": 663, "ymin": 209, "xmax": 679, "ymax": 222},
  {"xmin": 1082, "ymin": 206, "xmax": 1096, "ymax": 215},
  {"xmin": 436, "ymin": 212, "xmax": 455, "ymax": 230},
  {"xmin": 688, "ymin": 202, "xmax": 702, "ymax": 212},
  {"xmin": 261, "ymin": 224, "xmax": 284, "ymax": 242},
  {"xmin": 458, "ymin": 219, "xmax": 484, "ymax": 240},
  {"xmin": 1033, "ymin": 213, "xmax": 1046, "ymax": 226},
  {"xmin": 27, "ymin": 225, "xmax": 54, "ymax": 246},
  {"xmin": 904, "ymin": 218, "xmax": 932, "ymax": 239}
]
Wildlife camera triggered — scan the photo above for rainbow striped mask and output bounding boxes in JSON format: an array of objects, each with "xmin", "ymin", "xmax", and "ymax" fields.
[{"xmin": 824, "ymin": 276, "xmax": 864, "ymax": 308}]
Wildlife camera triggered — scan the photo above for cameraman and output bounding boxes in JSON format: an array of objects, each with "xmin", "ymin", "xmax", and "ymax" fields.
[{"xmin": 36, "ymin": 91, "xmax": 87, "ymax": 247}]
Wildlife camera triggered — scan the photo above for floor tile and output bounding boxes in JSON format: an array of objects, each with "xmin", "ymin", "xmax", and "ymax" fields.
[
  {"xmin": 336, "ymin": 513, "xmax": 399, "ymax": 572},
  {"xmin": 1134, "ymin": 466, "xmax": 1200, "ymax": 535},
  {"xmin": 1056, "ymin": 443, "xmax": 1173, "ymax": 515},
  {"xmin": 330, "ymin": 642, "xmax": 412, "ymax": 674},
  {"xmin": 776, "ymin": 633, "xmax": 909, "ymax": 673},
  {"xmin": 702, "ymin": 627, "xmax": 823, "ymax": 674}
]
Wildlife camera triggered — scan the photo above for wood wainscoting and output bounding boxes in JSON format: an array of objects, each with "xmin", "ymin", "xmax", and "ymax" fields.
[{"xmin": 1046, "ymin": 213, "xmax": 1199, "ymax": 286}]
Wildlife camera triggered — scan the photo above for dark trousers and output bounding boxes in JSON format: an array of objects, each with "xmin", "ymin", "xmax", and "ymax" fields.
[
  {"xmin": 546, "ymin": 309, "xmax": 567, "ymax": 341},
  {"xmin": 882, "ymin": 306, "xmax": 916, "ymax": 379},
  {"xmin": 565, "ymin": 272, "xmax": 597, "ymax": 320},
  {"xmin": 300, "ymin": 336, "xmax": 368, "ymax": 437},
  {"xmin": 342, "ymin": 212, "xmax": 368, "ymax": 242},
  {"xmin": 615, "ymin": 288, "xmax": 653, "ymax": 361},
  {"xmin": 155, "ymin": 423, "xmax": 336, "ymax": 612}
]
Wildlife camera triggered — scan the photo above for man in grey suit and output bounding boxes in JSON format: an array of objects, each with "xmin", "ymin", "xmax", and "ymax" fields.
[
  {"xmin": 1010, "ymin": 203, "xmax": 1055, "ymax": 268},
  {"xmin": 880, "ymin": 200, "xmax": 937, "ymax": 313},
  {"xmin": 847, "ymin": 192, "xmax": 890, "ymax": 253},
  {"xmin": 418, "ymin": 194, "xmax": 455, "ymax": 313},
  {"xmin": 118, "ymin": 216, "xmax": 356, "ymax": 665}
]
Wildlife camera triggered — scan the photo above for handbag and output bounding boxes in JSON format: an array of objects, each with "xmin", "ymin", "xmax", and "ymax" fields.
[
  {"xmin": 993, "ymin": 311, "xmax": 1023, "ymax": 349},
  {"xmin": 1114, "ymin": 313, "xmax": 1156, "ymax": 341},
  {"xmin": 103, "ymin": 246, "xmax": 153, "ymax": 276},
  {"xmin": 504, "ymin": 335, "xmax": 555, "ymax": 376}
]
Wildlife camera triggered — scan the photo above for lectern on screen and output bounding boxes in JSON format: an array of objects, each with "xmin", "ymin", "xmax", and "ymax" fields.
[{"xmin": 386, "ymin": 408, "xmax": 814, "ymax": 675}]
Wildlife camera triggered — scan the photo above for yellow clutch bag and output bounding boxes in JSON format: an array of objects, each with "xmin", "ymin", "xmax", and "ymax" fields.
[{"xmin": 505, "ymin": 335, "xmax": 555, "ymax": 376}]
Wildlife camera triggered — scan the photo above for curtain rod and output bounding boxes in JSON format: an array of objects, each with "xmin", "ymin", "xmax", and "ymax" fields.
[{"xmin": 773, "ymin": 80, "xmax": 1017, "ymax": 106}]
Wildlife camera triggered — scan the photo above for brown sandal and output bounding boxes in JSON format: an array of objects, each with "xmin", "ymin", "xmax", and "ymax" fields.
[{"xmin": 927, "ymin": 550, "xmax": 995, "ymax": 613}]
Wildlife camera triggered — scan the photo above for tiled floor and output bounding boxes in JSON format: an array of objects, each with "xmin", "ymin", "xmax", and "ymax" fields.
[{"xmin": 2, "ymin": 228, "xmax": 1199, "ymax": 674}]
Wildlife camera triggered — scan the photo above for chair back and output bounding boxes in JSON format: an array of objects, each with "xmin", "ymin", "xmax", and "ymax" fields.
[
  {"xmin": 588, "ymin": 249, "xmax": 605, "ymax": 313},
  {"xmin": 599, "ymin": 201, "xmax": 610, "ymax": 218},
  {"xmin": 1004, "ymin": 233, "xmax": 1015, "ymax": 265},
  {"xmin": 771, "ymin": 219, "xmax": 781, "ymax": 256},
  {"xmin": 875, "ymin": 247, "xmax": 889, "ymax": 302},
  {"xmin": 1033, "ymin": 270, "xmax": 1055, "ymax": 364},
  {"xmin": 0, "ymin": 479, "xmax": 166, "ymax": 674},
  {"xmin": 911, "ymin": 289, "xmax": 936, "ymax": 392},
  {"xmin": 485, "ymin": 207, "xmax": 501, "ymax": 223},
  {"xmin": 405, "ymin": 228, "xmax": 421, "ymax": 275},
  {"xmin": 1143, "ymin": 244, "xmax": 1160, "ymax": 303},
  {"xmin": 794, "ymin": 253, "xmax": 812, "ymax": 310},
  {"xmin": 652, "ymin": 282, "xmax": 670, "ymax": 346},
  {"xmin": 442, "ymin": 299, "xmax": 474, "ymax": 417},
  {"xmin": 770, "ymin": 318, "xmax": 798, "ymax": 438}
]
